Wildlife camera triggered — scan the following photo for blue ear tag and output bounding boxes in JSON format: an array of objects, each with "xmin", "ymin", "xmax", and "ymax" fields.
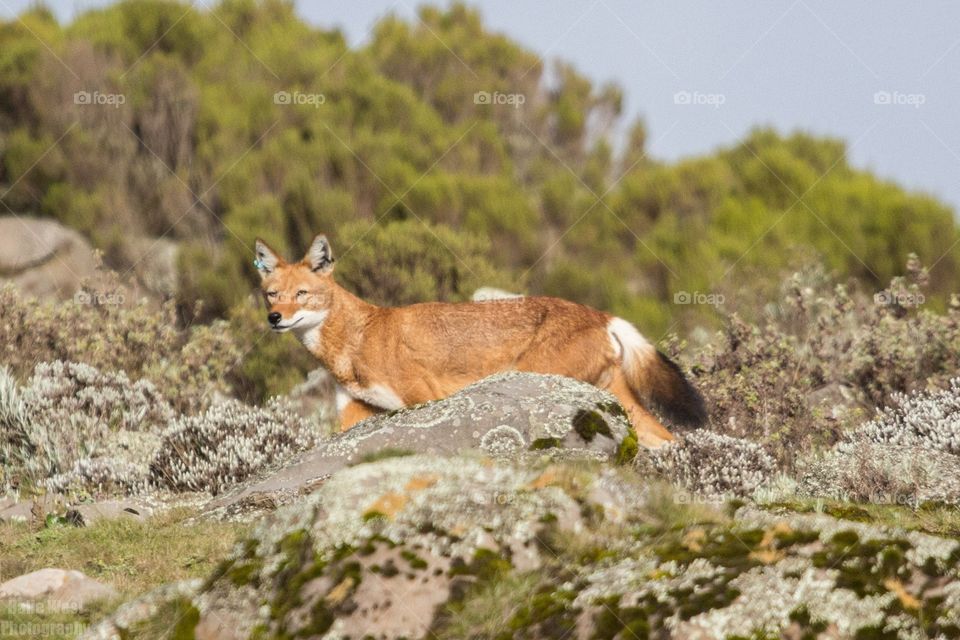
[{"xmin": 254, "ymin": 258, "xmax": 266, "ymax": 270}]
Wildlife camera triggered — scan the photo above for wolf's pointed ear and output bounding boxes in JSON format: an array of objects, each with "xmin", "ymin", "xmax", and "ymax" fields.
[
  {"xmin": 305, "ymin": 234, "xmax": 335, "ymax": 274},
  {"xmin": 254, "ymin": 239, "xmax": 281, "ymax": 278}
]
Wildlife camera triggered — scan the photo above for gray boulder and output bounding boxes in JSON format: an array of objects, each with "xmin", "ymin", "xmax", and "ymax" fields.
[
  {"xmin": 0, "ymin": 568, "xmax": 117, "ymax": 610},
  {"xmin": 205, "ymin": 372, "xmax": 633, "ymax": 518},
  {"xmin": 84, "ymin": 455, "xmax": 960, "ymax": 640},
  {"xmin": 0, "ymin": 216, "xmax": 99, "ymax": 300},
  {"xmin": 86, "ymin": 454, "xmax": 630, "ymax": 640},
  {"xmin": 0, "ymin": 495, "xmax": 65, "ymax": 524},
  {"xmin": 65, "ymin": 499, "xmax": 153, "ymax": 527}
]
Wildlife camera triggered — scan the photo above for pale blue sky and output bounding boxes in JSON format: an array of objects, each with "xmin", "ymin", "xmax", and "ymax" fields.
[{"xmin": 4, "ymin": 1, "xmax": 960, "ymax": 212}]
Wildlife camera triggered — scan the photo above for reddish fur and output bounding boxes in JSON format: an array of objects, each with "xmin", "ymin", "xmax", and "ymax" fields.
[{"xmin": 257, "ymin": 236, "xmax": 705, "ymax": 447}]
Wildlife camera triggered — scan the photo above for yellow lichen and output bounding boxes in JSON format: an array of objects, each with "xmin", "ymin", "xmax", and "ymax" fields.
[
  {"xmin": 883, "ymin": 578, "xmax": 920, "ymax": 610},
  {"xmin": 325, "ymin": 576, "xmax": 356, "ymax": 605},
  {"xmin": 405, "ymin": 474, "xmax": 440, "ymax": 492},
  {"xmin": 682, "ymin": 528, "xmax": 706, "ymax": 552},
  {"xmin": 363, "ymin": 492, "xmax": 408, "ymax": 520}
]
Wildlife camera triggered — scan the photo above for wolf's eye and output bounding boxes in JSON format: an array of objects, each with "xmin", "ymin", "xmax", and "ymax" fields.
[
  {"xmin": 266, "ymin": 290, "xmax": 278, "ymax": 299},
  {"xmin": 296, "ymin": 289, "xmax": 308, "ymax": 299}
]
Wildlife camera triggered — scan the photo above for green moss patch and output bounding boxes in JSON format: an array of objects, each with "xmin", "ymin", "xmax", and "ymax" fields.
[
  {"xmin": 572, "ymin": 410, "xmax": 614, "ymax": 443},
  {"xmin": 530, "ymin": 437, "xmax": 562, "ymax": 450},
  {"xmin": 615, "ymin": 431, "xmax": 639, "ymax": 464}
]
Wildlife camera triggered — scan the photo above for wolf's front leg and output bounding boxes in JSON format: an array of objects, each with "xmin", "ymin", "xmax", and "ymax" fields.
[{"xmin": 339, "ymin": 398, "xmax": 381, "ymax": 431}]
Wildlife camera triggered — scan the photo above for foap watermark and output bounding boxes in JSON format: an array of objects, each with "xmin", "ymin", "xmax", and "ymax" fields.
[
  {"xmin": 873, "ymin": 90, "xmax": 925, "ymax": 109},
  {"xmin": 467, "ymin": 489, "xmax": 521, "ymax": 507},
  {"xmin": 674, "ymin": 291, "xmax": 725, "ymax": 307},
  {"xmin": 874, "ymin": 291, "xmax": 925, "ymax": 307},
  {"xmin": 673, "ymin": 90, "xmax": 725, "ymax": 109},
  {"xmin": 471, "ymin": 287, "xmax": 524, "ymax": 303},
  {"xmin": 274, "ymin": 90, "xmax": 326, "ymax": 108},
  {"xmin": 74, "ymin": 90, "xmax": 125, "ymax": 108},
  {"xmin": 865, "ymin": 492, "xmax": 923, "ymax": 508},
  {"xmin": 673, "ymin": 492, "xmax": 728, "ymax": 506},
  {"xmin": 74, "ymin": 290, "xmax": 126, "ymax": 306},
  {"xmin": 474, "ymin": 90, "xmax": 526, "ymax": 109}
]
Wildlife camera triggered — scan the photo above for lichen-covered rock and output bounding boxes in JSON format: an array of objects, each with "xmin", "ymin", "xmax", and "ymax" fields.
[
  {"xmin": 81, "ymin": 580, "xmax": 201, "ymax": 640},
  {"xmin": 573, "ymin": 509, "xmax": 959, "ymax": 639},
  {"xmin": 88, "ymin": 454, "xmax": 620, "ymax": 639},
  {"xmin": 206, "ymin": 372, "xmax": 633, "ymax": 518},
  {"xmin": 87, "ymin": 457, "xmax": 960, "ymax": 640}
]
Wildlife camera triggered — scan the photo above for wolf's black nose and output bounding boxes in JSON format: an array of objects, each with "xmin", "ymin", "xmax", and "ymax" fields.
[{"xmin": 268, "ymin": 312, "xmax": 282, "ymax": 326}]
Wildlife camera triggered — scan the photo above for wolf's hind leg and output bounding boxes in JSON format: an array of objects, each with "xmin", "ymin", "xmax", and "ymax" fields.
[{"xmin": 605, "ymin": 369, "xmax": 675, "ymax": 448}]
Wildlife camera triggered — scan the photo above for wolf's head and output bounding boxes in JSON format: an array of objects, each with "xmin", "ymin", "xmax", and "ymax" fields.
[{"xmin": 254, "ymin": 235, "xmax": 336, "ymax": 333}]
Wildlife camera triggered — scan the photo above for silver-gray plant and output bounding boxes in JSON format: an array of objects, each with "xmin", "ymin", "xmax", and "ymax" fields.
[
  {"xmin": 799, "ymin": 378, "xmax": 960, "ymax": 504},
  {"xmin": 642, "ymin": 430, "xmax": 776, "ymax": 498},
  {"xmin": 0, "ymin": 361, "xmax": 327, "ymax": 497},
  {"xmin": 150, "ymin": 397, "xmax": 324, "ymax": 494}
]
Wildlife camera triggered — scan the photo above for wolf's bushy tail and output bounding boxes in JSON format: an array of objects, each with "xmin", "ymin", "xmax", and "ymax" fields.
[{"xmin": 608, "ymin": 317, "xmax": 707, "ymax": 428}]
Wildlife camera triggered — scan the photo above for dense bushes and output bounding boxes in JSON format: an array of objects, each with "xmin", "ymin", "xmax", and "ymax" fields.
[
  {"xmin": 0, "ymin": 360, "xmax": 328, "ymax": 496},
  {"xmin": 1, "ymin": 1, "xmax": 959, "ymax": 346},
  {"xmin": 335, "ymin": 219, "xmax": 517, "ymax": 306},
  {"xmin": 0, "ymin": 283, "xmax": 240, "ymax": 413},
  {"xmin": 0, "ymin": 259, "xmax": 958, "ymax": 504},
  {"xmin": 0, "ymin": 361, "xmax": 175, "ymax": 493},
  {"xmin": 798, "ymin": 379, "xmax": 960, "ymax": 504},
  {"xmin": 681, "ymin": 257, "xmax": 960, "ymax": 466}
]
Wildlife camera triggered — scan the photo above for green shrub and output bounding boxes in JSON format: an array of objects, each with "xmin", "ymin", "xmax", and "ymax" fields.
[{"xmin": 335, "ymin": 219, "xmax": 520, "ymax": 306}]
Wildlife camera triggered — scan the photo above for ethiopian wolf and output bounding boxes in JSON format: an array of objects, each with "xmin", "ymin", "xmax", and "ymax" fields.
[{"xmin": 255, "ymin": 235, "xmax": 706, "ymax": 447}]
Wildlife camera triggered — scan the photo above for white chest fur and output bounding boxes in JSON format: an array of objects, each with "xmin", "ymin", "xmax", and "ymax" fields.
[
  {"xmin": 340, "ymin": 382, "xmax": 405, "ymax": 411},
  {"xmin": 334, "ymin": 384, "xmax": 353, "ymax": 411},
  {"xmin": 297, "ymin": 323, "xmax": 324, "ymax": 351}
]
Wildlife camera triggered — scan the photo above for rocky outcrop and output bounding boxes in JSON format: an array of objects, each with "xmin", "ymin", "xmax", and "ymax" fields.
[
  {"xmin": 205, "ymin": 372, "xmax": 634, "ymax": 519},
  {"xmin": 83, "ymin": 455, "xmax": 960, "ymax": 640},
  {"xmin": 0, "ymin": 216, "xmax": 99, "ymax": 300},
  {"xmin": 0, "ymin": 216, "xmax": 181, "ymax": 301},
  {"xmin": 0, "ymin": 569, "xmax": 117, "ymax": 610},
  {"xmin": 65, "ymin": 499, "xmax": 153, "ymax": 527}
]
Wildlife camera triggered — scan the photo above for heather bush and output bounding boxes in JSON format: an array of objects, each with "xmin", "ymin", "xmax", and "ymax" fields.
[
  {"xmin": 0, "ymin": 283, "xmax": 241, "ymax": 413},
  {"xmin": 0, "ymin": 361, "xmax": 172, "ymax": 492},
  {"xmin": 853, "ymin": 378, "xmax": 960, "ymax": 455},
  {"xmin": 0, "ymin": 360, "xmax": 330, "ymax": 497},
  {"xmin": 639, "ymin": 431, "xmax": 776, "ymax": 499},
  {"xmin": 799, "ymin": 443, "xmax": 960, "ymax": 506},
  {"xmin": 798, "ymin": 379, "xmax": 960, "ymax": 504},
  {"xmin": 150, "ymin": 397, "xmax": 326, "ymax": 495},
  {"xmin": 683, "ymin": 257, "xmax": 960, "ymax": 467}
]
